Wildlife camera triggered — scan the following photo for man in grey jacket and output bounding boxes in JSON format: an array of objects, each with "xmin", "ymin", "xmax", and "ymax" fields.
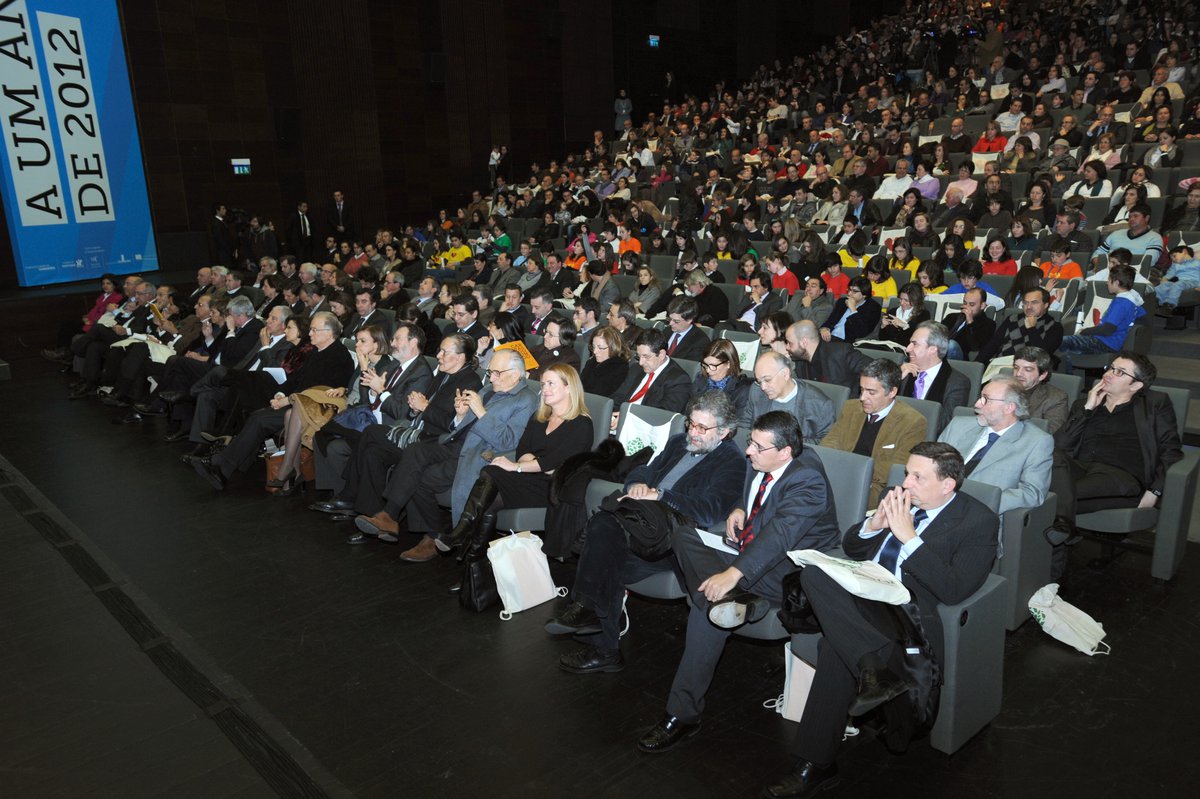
[{"xmin": 738, "ymin": 350, "xmax": 834, "ymax": 444}]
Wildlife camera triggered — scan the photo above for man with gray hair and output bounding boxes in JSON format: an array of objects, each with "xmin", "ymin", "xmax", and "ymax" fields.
[
  {"xmin": 739, "ymin": 350, "xmax": 834, "ymax": 444},
  {"xmin": 820, "ymin": 358, "xmax": 928, "ymax": 504},
  {"xmin": 937, "ymin": 376, "xmax": 1053, "ymax": 513},
  {"xmin": 901, "ymin": 321, "xmax": 971, "ymax": 433},
  {"xmin": 547, "ymin": 391, "xmax": 748, "ymax": 674}
]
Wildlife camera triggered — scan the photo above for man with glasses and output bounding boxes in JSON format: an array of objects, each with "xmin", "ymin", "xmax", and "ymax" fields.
[
  {"xmin": 975, "ymin": 288, "xmax": 1064, "ymax": 364},
  {"xmin": 900, "ymin": 321, "xmax": 971, "ymax": 433},
  {"xmin": 1047, "ymin": 351, "xmax": 1182, "ymax": 580},
  {"xmin": 607, "ymin": 300, "xmax": 640, "ymax": 348},
  {"xmin": 937, "ymin": 377, "xmax": 1053, "ymax": 513},
  {"xmin": 548, "ymin": 392, "xmax": 748, "ymax": 674},
  {"xmin": 450, "ymin": 294, "xmax": 486, "ymax": 352},
  {"xmin": 637, "ymin": 410, "xmax": 841, "ymax": 753},
  {"xmin": 739, "ymin": 351, "xmax": 833, "ymax": 444},
  {"xmin": 663, "ymin": 296, "xmax": 711, "ymax": 361},
  {"xmin": 819, "ymin": 276, "xmax": 882, "ymax": 345}
]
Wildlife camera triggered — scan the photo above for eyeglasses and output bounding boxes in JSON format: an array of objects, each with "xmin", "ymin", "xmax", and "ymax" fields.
[
  {"xmin": 311, "ymin": 327, "xmax": 334, "ymax": 333},
  {"xmin": 701, "ymin": 360, "xmax": 726, "ymax": 371},
  {"xmin": 754, "ymin": 367, "xmax": 787, "ymax": 386},
  {"xmin": 686, "ymin": 419, "xmax": 719, "ymax": 433},
  {"xmin": 976, "ymin": 394, "xmax": 1008, "ymax": 405},
  {"xmin": 748, "ymin": 439, "xmax": 780, "ymax": 454},
  {"xmin": 1106, "ymin": 363, "xmax": 1137, "ymax": 380},
  {"xmin": 486, "ymin": 368, "xmax": 513, "ymax": 379}
]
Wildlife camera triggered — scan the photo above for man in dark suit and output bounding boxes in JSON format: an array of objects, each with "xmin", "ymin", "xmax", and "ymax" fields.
[
  {"xmin": 344, "ymin": 287, "xmax": 395, "ymax": 340},
  {"xmin": 932, "ymin": 187, "xmax": 972, "ymax": 229},
  {"xmin": 785, "ymin": 320, "xmax": 873, "ymax": 396},
  {"xmin": 732, "ymin": 270, "xmax": 783, "ymax": 331},
  {"xmin": 310, "ymin": 322, "xmax": 436, "ymax": 509},
  {"xmin": 664, "ymin": 296, "xmax": 712, "ymax": 360},
  {"xmin": 762, "ymin": 443, "xmax": 997, "ymax": 797},
  {"xmin": 636, "ymin": 411, "xmax": 842, "ymax": 753},
  {"xmin": 900, "ymin": 321, "xmax": 971, "ymax": 433},
  {"xmin": 526, "ymin": 289, "xmax": 559, "ymax": 336},
  {"xmin": 208, "ymin": 204, "xmax": 236, "ymax": 268},
  {"xmin": 542, "ymin": 252, "xmax": 576, "ymax": 299},
  {"xmin": 450, "ymin": 294, "xmax": 488, "ymax": 353},
  {"xmin": 941, "ymin": 288, "xmax": 996, "ymax": 360},
  {"xmin": 326, "ymin": 190, "xmax": 354, "ymax": 241},
  {"xmin": 1048, "ymin": 352, "xmax": 1183, "ymax": 579},
  {"xmin": 611, "ymin": 328, "xmax": 693, "ymax": 428},
  {"xmin": 820, "ymin": 277, "xmax": 882, "ymax": 346},
  {"xmin": 549, "ymin": 392, "xmax": 749, "ymax": 672},
  {"xmin": 285, "ymin": 200, "xmax": 315, "ymax": 261}
]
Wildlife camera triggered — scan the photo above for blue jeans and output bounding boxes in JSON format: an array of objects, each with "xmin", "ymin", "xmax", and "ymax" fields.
[
  {"xmin": 946, "ymin": 340, "xmax": 965, "ymax": 361},
  {"xmin": 1057, "ymin": 334, "xmax": 1113, "ymax": 370}
]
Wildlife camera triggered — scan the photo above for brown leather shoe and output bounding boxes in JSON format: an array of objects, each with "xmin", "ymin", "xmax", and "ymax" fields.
[
  {"xmin": 400, "ymin": 535, "xmax": 439, "ymax": 563},
  {"xmin": 355, "ymin": 511, "xmax": 399, "ymax": 537}
]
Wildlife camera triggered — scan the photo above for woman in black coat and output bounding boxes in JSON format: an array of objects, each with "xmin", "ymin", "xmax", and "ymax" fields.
[{"xmin": 580, "ymin": 326, "xmax": 631, "ymax": 399}]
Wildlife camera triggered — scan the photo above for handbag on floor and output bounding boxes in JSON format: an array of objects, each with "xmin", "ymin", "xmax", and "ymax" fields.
[
  {"xmin": 459, "ymin": 558, "xmax": 499, "ymax": 613},
  {"xmin": 487, "ymin": 532, "xmax": 566, "ymax": 620}
]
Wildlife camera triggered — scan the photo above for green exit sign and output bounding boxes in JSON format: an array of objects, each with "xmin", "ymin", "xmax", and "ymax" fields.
[{"xmin": 231, "ymin": 158, "xmax": 251, "ymax": 175}]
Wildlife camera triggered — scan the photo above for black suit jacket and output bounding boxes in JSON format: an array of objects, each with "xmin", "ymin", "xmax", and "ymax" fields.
[
  {"xmin": 736, "ymin": 293, "xmax": 784, "ymax": 331},
  {"xmin": 375, "ymin": 356, "xmax": 437, "ymax": 424},
  {"xmin": 731, "ymin": 449, "xmax": 842, "ymax": 597},
  {"xmin": 544, "ymin": 268, "xmax": 575, "ymax": 298},
  {"xmin": 842, "ymin": 491, "xmax": 998, "ymax": 661},
  {"xmin": 326, "ymin": 201, "xmax": 354, "ymax": 239},
  {"xmin": 345, "ymin": 309, "xmax": 395, "ymax": 339},
  {"xmin": 217, "ymin": 319, "xmax": 265, "ymax": 368},
  {"xmin": 233, "ymin": 335, "xmax": 293, "ymax": 371},
  {"xmin": 665, "ymin": 326, "xmax": 711, "ymax": 361},
  {"xmin": 900, "ymin": 361, "xmax": 971, "ymax": 432},
  {"xmin": 693, "ymin": 286, "xmax": 730, "ymax": 326},
  {"xmin": 942, "ymin": 312, "xmax": 996, "ymax": 357},
  {"xmin": 792, "ymin": 338, "xmax": 873, "ymax": 396},
  {"xmin": 209, "ymin": 217, "xmax": 235, "ymax": 267},
  {"xmin": 614, "ymin": 359, "xmax": 692, "ymax": 413},
  {"xmin": 624, "ymin": 436, "xmax": 747, "ymax": 527},
  {"xmin": 1055, "ymin": 390, "xmax": 1183, "ymax": 495},
  {"xmin": 821, "ymin": 298, "xmax": 882, "ymax": 344}
]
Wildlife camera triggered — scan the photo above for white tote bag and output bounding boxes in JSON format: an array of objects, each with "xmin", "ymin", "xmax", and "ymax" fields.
[
  {"xmin": 788, "ymin": 549, "xmax": 913, "ymax": 605},
  {"xmin": 1029, "ymin": 583, "xmax": 1111, "ymax": 656},
  {"xmin": 617, "ymin": 410, "xmax": 675, "ymax": 456},
  {"xmin": 763, "ymin": 644, "xmax": 817, "ymax": 722},
  {"xmin": 487, "ymin": 532, "xmax": 567, "ymax": 620}
]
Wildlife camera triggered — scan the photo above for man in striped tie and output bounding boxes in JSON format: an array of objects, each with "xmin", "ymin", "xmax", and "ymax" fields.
[{"xmin": 636, "ymin": 411, "xmax": 842, "ymax": 754}]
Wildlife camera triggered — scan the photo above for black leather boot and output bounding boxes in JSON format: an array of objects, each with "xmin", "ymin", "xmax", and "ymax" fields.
[
  {"xmin": 443, "ymin": 473, "xmax": 500, "ymax": 548},
  {"xmin": 458, "ymin": 512, "xmax": 498, "ymax": 563}
]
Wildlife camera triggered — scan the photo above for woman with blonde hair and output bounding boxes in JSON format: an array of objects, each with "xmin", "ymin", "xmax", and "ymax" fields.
[{"xmin": 444, "ymin": 362, "xmax": 594, "ymax": 552}]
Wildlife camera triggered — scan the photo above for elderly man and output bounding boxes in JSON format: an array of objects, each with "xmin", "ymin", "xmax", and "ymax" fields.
[
  {"xmin": 1010, "ymin": 346, "xmax": 1070, "ymax": 433},
  {"xmin": 932, "ymin": 186, "xmax": 971, "ymax": 228},
  {"xmin": 548, "ymin": 392, "xmax": 748, "ymax": 673},
  {"xmin": 1048, "ymin": 351, "xmax": 1183, "ymax": 579},
  {"xmin": 1040, "ymin": 138, "xmax": 1078, "ymax": 173},
  {"xmin": 941, "ymin": 117, "xmax": 972, "ymax": 154},
  {"xmin": 762, "ymin": 443, "xmax": 997, "ymax": 798},
  {"xmin": 821, "ymin": 358, "xmax": 927, "ymax": 505},
  {"xmin": 900, "ymin": 321, "xmax": 971, "ymax": 433},
  {"xmin": 69, "ymin": 278, "xmax": 157, "ymax": 397},
  {"xmin": 637, "ymin": 411, "xmax": 842, "ymax": 754},
  {"xmin": 739, "ymin": 351, "xmax": 834, "ymax": 444},
  {"xmin": 938, "ymin": 377, "xmax": 1053, "ymax": 513},
  {"xmin": 976, "ymin": 288, "xmax": 1064, "ymax": 363},
  {"xmin": 874, "ymin": 159, "xmax": 914, "ymax": 201}
]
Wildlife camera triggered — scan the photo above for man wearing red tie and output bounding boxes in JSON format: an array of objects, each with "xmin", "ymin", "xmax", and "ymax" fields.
[
  {"xmin": 636, "ymin": 411, "xmax": 842, "ymax": 754},
  {"xmin": 663, "ymin": 297, "xmax": 711, "ymax": 361},
  {"xmin": 609, "ymin": 328, "xmax": 692, "ymax": 432}
]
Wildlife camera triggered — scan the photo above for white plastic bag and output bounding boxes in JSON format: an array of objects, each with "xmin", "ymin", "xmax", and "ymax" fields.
[
  {"xmin": 763, "ymin": 643, "xmax": 816, "ymax": 722},
  {"xmin": 487, "ymin": 532, "xmax": 566, "ymax": 620},
  {"xmin": 1029, "ymin": 583, "xmax": 1111, "ymax": 656},
  {"xmin": 617, "ymin": 411, "xmax": 675, "ymax": 456}
]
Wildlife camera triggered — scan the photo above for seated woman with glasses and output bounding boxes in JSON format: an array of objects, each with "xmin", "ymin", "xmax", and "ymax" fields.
[
  {"xmin": 528, "ymin": 317, "xmax": 581, "ymax": 380},
  {"xmin": 691, "ymin": 339, "xmax": 753, "ymax": 414},
  {"xmin": 442, "ymin": 363, "xmax": 594, "ymax": 557},
  {"xmin": 581, "ymin": 326, "xmax": 631, "ymax": 399}
]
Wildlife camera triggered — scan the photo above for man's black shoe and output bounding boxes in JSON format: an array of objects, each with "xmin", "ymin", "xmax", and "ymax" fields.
[
  {"xmin": 164, "ymin": 430, "xmax": 189, "ymax": 443},
  {"xmin": 636, "ymin": 715, "xmax": 700, "ymax": 753},
  {"xmin": 113, "ymin": 411, "xmax": 142, "ymax": 425},
  {"xmin": 707, "ymin": 591, "xmax": 771, "ymax": 629},
  {"xmin": 100, "ymin": 394, "xmax": 129, "ymax": 407},
  {"xmin": 158, "ymin": 390, "xmax": 186, "ymax": 404},
  {"xmin": 310, "ymin": 499, "xmax": 355, "ymax": 514},
  {"xmin": 133, "ymin": 401, "xmax": 165, "ymax": 416},
  {"xmin": 559, "ymin": 646, "xmax": 624, "ymax": 674},
  {"xmin": 763, "ymin": 760, "xmax": 840, "ymax": 798},
  {"xmin": 191, "ymin": 457, "xmax": 226, "ymax": 490},
  {"xmin": 544, "ymin": 601, "xmax": 602, "ymax": 635},
  {"xmin": 849, "ymin": 665, "xmax": 910, "ymax": 716},
  {"xmin": 346, "ymin": 532, "xmax": 370, "ymax": 545}
]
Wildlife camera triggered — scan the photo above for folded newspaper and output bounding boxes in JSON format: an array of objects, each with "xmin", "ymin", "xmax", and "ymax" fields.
[{"xmin": 787, "ymin": 549, "xmax": 912, "ymax": 605}]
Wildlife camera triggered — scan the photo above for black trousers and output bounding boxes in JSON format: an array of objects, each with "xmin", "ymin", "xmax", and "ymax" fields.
[
  {"xmin": 400, "ymin": 443, "xmax": 463, "ymax": 534},
  {"xmin": 789, "ymin": 567, "xmax": 900, "ymax": 766},
  {"xmin": 211, "ymin": 408, "xmax": 286, "ymax": 477},
  {"xmin": 571, "ymin": 511, "xmax": 676, "ymax": 652},
  {"xmin": 343, "ymin": 424, "xmax": 405, "ymax": 516},
  {"xmin": 1052, "ymin": 450, "xmax": 1144, "ymax": 523}
]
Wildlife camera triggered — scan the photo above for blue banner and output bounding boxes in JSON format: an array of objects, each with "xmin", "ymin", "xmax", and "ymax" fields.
[{"xmin": 0, "ymin": 0, "xmax": 156, "ymax": 287}]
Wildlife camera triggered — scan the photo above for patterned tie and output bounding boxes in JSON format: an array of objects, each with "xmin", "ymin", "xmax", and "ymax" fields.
[
  {"xmin": 964, "ymin": 431, "xmax": 1000, "ymax": 476},
  {"xmin": 629, "ymin": 370, "xmax": 656, "ymax": 403},
  {"xmin": 877, "ymin": 509, "xmax": 928, "ymax": 574},
  {"xmin": 736, "ymin": 473, "xmax": 774, "ymax": 550},
  {"xmin": 914, "ymin": 371, "xmax": 927, "ymax": 399}
]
